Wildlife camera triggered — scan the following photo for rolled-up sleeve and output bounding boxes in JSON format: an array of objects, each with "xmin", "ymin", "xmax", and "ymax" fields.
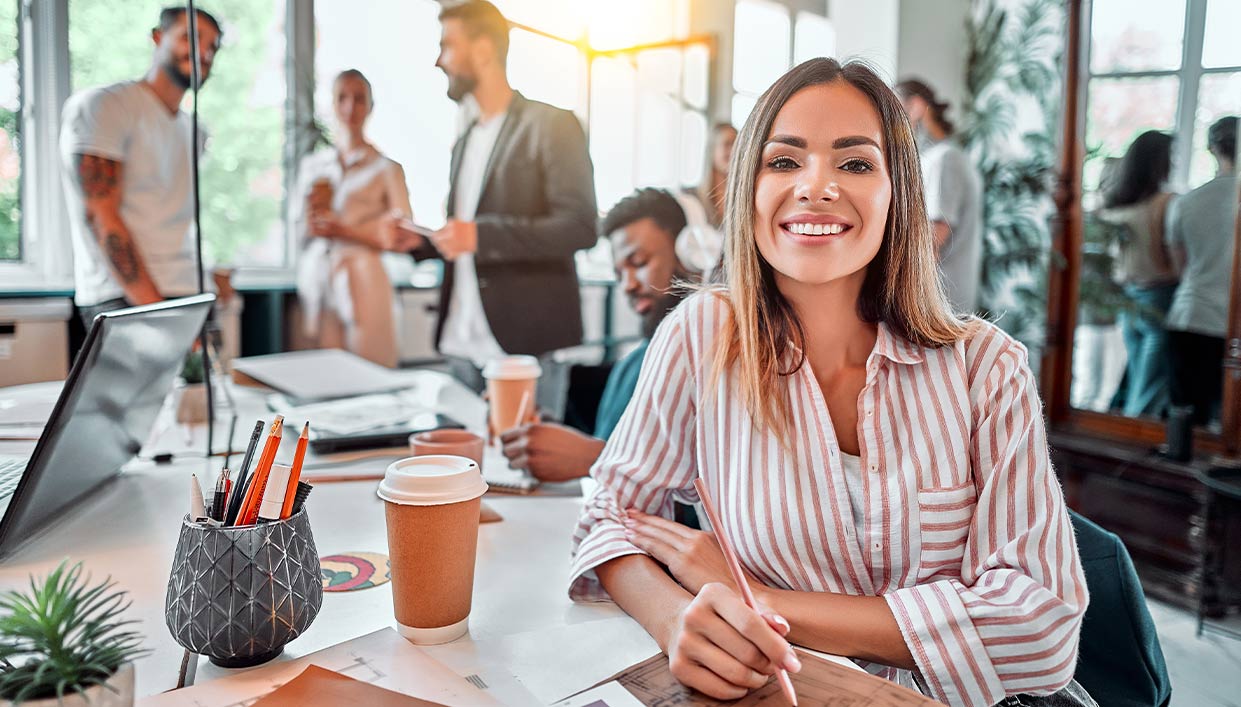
[
  {"xmin": 568, "ymin": 302, "xmax": 700, "ymax": 602},
  {"xmin": 885, "ymin": 341, "xmax": 1088, "ymax": 707}
]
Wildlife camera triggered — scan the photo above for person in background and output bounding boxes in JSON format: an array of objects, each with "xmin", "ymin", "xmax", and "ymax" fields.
[
  {"xmin": 674, "ymin": 123, "xmax": 737, "ymax": 278},
  {"xmin": 500, "ymin": 188, "xmax": 694, "ymax": 482},
  {"xmin": 1165, "ymin": 116, "xmax": 1239, "ymax": 425},
  {"xmin": 60, "ymin": 7, "xmax": 224, "ymax": 326},
  {"xmin": 294, "ymin": 69, "xmax": 417, "ymax": 368},
  {"xmin": 1101, "ymin": 130, "xmax": 1178, "ymax": 419},
  {"xmin": 398, "ymin": 0, "xmax": 597, "ymax": 417},
  {"xmin": 570, "ymin": 58, "xmax": 1090, "ymax": 706},
  {"xmin": 895, "ymin": 79, "xmax": 983, "ymax": 314}
]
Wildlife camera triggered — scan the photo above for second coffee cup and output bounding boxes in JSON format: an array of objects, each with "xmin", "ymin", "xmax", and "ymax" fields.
[
  {"xmin": 377, "ymin": 455, "xmax": 488, "ymax": 644},
  {"xmin": 482, "ymin": 355, "xmax": 541, "ymax": 436},
  {"xmin": 409, "ymin": 429, "xmax": 485, "ymax": 471}
]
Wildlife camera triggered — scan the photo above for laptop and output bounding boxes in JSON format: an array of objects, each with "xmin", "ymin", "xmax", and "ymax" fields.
[{"xmin": 0, "ymin": 294, "xmax": 215, "ymax": 559}]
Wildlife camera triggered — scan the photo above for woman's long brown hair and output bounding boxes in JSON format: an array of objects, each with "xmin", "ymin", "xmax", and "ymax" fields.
[{"xmin": 708, "ymin": 58, "xmax": 973, "ymax": 443}]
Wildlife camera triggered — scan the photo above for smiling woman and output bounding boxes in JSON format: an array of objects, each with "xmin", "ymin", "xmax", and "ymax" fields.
[{"xmin": 569, "ymin": 58, "xmax": 1093, "ymax": 707}]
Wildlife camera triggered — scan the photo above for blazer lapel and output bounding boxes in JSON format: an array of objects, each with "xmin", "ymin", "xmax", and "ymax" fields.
[
  {"xmin": 474, "ymin": 92, "xmax": 526, "ymax": 213},
  {"xmin": 446, "ymin": 123, "xmax": 473, "ymax": 218}
]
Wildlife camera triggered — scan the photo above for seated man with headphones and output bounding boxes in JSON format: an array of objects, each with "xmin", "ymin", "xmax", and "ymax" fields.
[{"xmin": 500, "ymin": 188, "xmax": 700, "ymax": 481}]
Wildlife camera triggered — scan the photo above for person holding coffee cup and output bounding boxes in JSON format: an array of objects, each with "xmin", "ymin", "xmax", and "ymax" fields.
[
  {"xmin": 294, "ymin": 69, "xmax": 421, "ymax": 368},
  {"xmin": 500, "ymin": 189, "xmax": 696, "ymax": 482}
]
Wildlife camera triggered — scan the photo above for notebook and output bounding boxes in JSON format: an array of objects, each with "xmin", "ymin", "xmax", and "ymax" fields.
[{"xmin": 232, "ymin": 349, "xmax": 407, "ymax": 402}]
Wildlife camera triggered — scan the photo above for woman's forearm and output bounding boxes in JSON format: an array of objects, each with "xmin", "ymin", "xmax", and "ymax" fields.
[
  {"xmin": 753, "ymin": 586, "xmax": 914, "ymax": 669},
  {"xmin": 596, "ymin": 554, "xmax": 693, "ymax": 651}
]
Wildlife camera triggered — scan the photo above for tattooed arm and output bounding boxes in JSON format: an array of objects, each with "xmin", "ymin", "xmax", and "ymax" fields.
[{"xmin": 75, "ymin": 154, "xmax": 162, "ymax": 305}]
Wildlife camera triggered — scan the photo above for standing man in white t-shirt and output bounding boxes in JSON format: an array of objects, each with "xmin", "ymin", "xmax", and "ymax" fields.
[
  {"xmin": 896, "ymin": 79, "xmax": 983, "ymax": 314},
  {"xmin": 399, "ymin": 0, "xmax": 596, "ymax": 416},
  {"xmin": 59, "ymin": 7, "xmax": 223, "ymax": 326}
]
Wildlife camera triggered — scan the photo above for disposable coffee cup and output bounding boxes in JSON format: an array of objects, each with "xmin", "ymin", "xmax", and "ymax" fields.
[
  {"xmin": 482, "ymin": 355, "xmax": 541, "ymax": 435},
  {"xmin": 410, "ymin": 429, "xmax": 485, "ymax": 471},
  {"xmin": 377, "ymin": 455, "xmax": 488, "ymax": 644}
]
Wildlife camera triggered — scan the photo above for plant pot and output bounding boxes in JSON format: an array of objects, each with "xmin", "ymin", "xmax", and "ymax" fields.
[
  {"xmin": 174, "ymin": 383, "xmax": 209, "ymax": 425},
  {"xmin": 165, "ymin": 510, "xmax": 322, "ymax": 668},
  {"xmin": 1, "ymin": 663, "xmax": 135, "ymax": 707}
]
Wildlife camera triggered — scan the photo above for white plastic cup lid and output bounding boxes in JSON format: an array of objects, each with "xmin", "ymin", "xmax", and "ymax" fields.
[
  {"xmin": 377, "ymin": 455, "xmax": 488, "ymax": 506},
  {"xmin": 481, "ymin": 355, "xmax": 542, "ymax": 381}
]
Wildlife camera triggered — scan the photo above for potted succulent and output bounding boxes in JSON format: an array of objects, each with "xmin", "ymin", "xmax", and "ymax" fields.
[
  {"xmin": 0, "ymin": 562, "xmax": 147, "ymax": 706},
  {"xmin": 174, "ymin": 350, "xmax": 209, "ymax": 425}
]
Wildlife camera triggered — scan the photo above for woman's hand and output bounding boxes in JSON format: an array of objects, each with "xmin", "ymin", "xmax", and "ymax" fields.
[
  {"xmin": 664, "ymin": 583, "xmax": 800, "ymax": 700},
  {"xmin": 623, "ymin": 508, "xmax": 759, "ymax": 595}
]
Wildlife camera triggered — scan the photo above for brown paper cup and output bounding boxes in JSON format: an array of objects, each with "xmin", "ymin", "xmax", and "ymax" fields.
[
  {"xmin": 487, "ymin": 377, "xmax": 537, "ymax": 434},
  {"xmin": 410, "ymin": 429, "xmax": 485, "ymax": 471},
  {"xmin": 378, "ymin": 456, "xmax": 488, "ymax": 644}
]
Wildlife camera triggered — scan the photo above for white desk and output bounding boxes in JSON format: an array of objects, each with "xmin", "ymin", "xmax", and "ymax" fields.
[{"xmin": 0, "ymin": 373, "xmax": 657, "ymax": 703}]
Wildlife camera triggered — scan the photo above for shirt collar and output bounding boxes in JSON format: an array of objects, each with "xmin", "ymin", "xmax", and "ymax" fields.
[{"xmin": 871, "ymin": 321, "xmax": 925, "ymax": 366}]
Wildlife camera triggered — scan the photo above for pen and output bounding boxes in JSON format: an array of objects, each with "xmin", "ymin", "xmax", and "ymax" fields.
[
  {"xmin": 211, "ymin": 468, "xmax": 229, "ymax": 522},
  {"xmin": 237, "ymin": 416, "xmax": 284, "ymax": 526},
  {"xmin": 281, "ymin": 422, "xmax": 309, "ymax": 519},
  {"xmin": 693, "ymin": 478, "xmax": 798, "ymax": 706},
  {"xmin": 189, "ymin": 474, "xmax": 207, "ymax": 522},
  {"xmin": 225, "ymin": 420, "xmax": 265, "ymax": 525}
]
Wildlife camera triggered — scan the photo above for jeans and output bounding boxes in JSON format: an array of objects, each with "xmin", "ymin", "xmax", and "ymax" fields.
[{"xmin": 1118, "ymin": 283, "xmax": 1176, "ymax": 418}]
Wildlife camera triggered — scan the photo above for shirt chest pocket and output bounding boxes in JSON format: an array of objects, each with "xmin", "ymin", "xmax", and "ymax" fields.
[{"xmin": 916, "ymin": 481, "xmax": 976, "ymax": 581}]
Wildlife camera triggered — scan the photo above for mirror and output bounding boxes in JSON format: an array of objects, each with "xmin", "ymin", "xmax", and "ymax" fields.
[{"xmin": 1069, "ymin": 0, "xmax": 1241, "ymax": 432}]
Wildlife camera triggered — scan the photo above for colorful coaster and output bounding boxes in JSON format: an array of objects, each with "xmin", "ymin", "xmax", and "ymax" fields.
[{"xmin": 320, "ymin": 552, "xmax": 391, "ymax": 592}]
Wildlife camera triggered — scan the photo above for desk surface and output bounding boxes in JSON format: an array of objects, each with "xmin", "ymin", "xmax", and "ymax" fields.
[{"xmin": 0, "ymin": 372, "xmax": 653, "ymax": 703}]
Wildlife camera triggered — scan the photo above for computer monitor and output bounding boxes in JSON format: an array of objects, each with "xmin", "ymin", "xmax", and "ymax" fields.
[{"xmin": 0, "ymin": 294, "xmax": 215, "ymax": 559}]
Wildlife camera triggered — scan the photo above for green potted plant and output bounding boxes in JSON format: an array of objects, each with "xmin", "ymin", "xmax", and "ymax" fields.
[
  {"xmin": 0, "ymin": 562, "xmax": 147, "ymax": 706},
  {"xmin": 174, "ymin": 349, "xmax": 209, "ymax": 425}
]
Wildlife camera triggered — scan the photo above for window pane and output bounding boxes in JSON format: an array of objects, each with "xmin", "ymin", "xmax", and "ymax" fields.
[
  {"xmin": 69, "ymin": 0, "xmax": 288, "ymax": 267},
  {"xmin": 509, "ymin": 29, "xmax": 581, "ymax": 112},
  {"xmin": 493, "ymin": 0, "xmax": 581, "ymax": 42},
  {"xmin": 733, "ymin": 1, "xmax": 790, "ymax": 95},
  {"xmin": 1084, "ymin": 76, "xmax": 1179, "ymax": 196},
  {"xmin": 590, "ymin": 57, "xmax": 636, "ymax": 212},
  {"xmin": 793, "ymin": 12, "xmax": 835, "ymax": 66},
  {"xmin": 732, "ymin": 93, "xmax": 757, "ymax": 131},
  {"xmin": 636, "ymin": 91, "xmax": 678, "ymax": 187},
  {"xmin": 316, "ymin": 0, "xmax": 455, "ymax": 229},
  {"xmin": 1202, "ymin": 0, "xmax": 1241, "ymax": 69},
  {"xmin": 683, "ymin": 43, "xmax": 709, "ymax": 110},
  {"xmin": 1189, "ymin": 72, "xmax": 1241, "ymax": 188},
  {"xmin": 0, "ymin": 0, "xmax": 19, "ymax": 262},
  {"xmin": 680, "ymin": 110, "xmax": 707, "ymax": 187},
  {"xmin": 1090, "ymin": 0, "xmax": 1185, "ymax": 73},
  {"xmin": 584, "ymin": 0, "xmax": 687, "ymax": 51}
]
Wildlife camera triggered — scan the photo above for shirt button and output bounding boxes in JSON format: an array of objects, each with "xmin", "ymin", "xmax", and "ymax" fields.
[
  {"xmin": 866, "ymin": 410, "xmax": 873, "ymax": 417},
  {"xmin": 869, "ymin": 463, "xmax": 878, "ymax": 472}
]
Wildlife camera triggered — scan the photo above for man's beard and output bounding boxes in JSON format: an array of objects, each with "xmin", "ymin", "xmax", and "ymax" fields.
[
  {"xmin": 446, "ymin": 72, "xmax": 477, "ymax": 103},
  {"xmin": 640, "ymin": 289, "xmax": 687, "ymax": 339},
  {"xmin": 162, "ymin": 59, "xmax": 206, "ymax": 90}
]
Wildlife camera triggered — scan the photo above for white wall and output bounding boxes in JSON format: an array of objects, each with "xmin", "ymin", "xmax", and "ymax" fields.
[
  {"xmin": 828, "ymin": 0, "xmax": 901, "ymax": 82},
  {"xmin": 896, "ymin": 0, "xmax": 972, "ymax": 117}
]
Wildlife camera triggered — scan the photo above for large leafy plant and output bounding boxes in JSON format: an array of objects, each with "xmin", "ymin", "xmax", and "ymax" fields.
[
  {"xmin": 962, "ymin": 0, "xmax": 1066, "ymax": 352},
  {"xmin": 0, "ymin": 562, "xmax": 147, "ymax": 703}
]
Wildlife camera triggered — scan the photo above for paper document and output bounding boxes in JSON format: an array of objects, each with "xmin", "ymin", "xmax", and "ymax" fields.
[
  {"xmin": 232, "ymin": 349, "xmax": 406, "ymax": 401},
  {"xmin": 552, "ymin": 681, "xmax": 645, "ymax": 707},
  {"xmin": 275, "ymin": 391, "xmax": 428, "ymax": 436},
  {"xmin": 137, "ymin": 628, "xmax": 508, "ymax": 707}
]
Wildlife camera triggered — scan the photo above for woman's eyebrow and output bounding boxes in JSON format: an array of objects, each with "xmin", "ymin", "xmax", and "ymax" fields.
[
  {"xmin": 764, "ymin": 134, "xmax": 807, "ymax": 149},
  {"xmin": 833, "ymin": 135, "xmax": 882, "ymax": 150}
]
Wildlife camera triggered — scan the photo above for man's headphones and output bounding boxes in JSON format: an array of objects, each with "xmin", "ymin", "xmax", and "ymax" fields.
[{"xmin": 672, "ymin": 191, "xmax": 723, "ymax": 278}]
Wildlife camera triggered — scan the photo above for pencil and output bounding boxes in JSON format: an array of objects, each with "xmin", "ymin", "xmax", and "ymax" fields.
[
  {"xmin": 693, "ymin": 478, "xmax": 798, "ymax": 706},
  {"xmin": 237, "ymin": 415, "xmax": 284, "ymax": 526},
  {"xmin": 514, "ymin": 390, "xmax": 531, "ymax": 430},
  {"xmin": 280, "ymin": 422, "xmax": 309, "ymax": 518},
  {"xmin": 225, "ymin": 420, "xmax": 265, "ymax": 525}
]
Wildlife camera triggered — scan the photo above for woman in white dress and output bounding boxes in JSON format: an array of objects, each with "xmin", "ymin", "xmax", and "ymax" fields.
[{"xmin": 294, "ymin": 69, "xmax": 416, "ymax": 367}]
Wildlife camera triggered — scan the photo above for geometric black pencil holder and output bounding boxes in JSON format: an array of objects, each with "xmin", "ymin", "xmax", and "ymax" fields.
[{"xmin": 164, "ymin": 509, "xmax": 323, "ymax": 668}]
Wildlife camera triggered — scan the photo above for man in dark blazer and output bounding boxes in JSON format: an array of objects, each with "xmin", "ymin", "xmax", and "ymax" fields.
[{"xmin": 402, "ymin": 0, "xmax": 596, "ymax": 411}]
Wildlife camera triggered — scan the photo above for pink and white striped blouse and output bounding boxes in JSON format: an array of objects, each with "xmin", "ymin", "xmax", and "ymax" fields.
[{"xmin": 568, "ymin": 293, "xmax": 1088, "ymax": 707}]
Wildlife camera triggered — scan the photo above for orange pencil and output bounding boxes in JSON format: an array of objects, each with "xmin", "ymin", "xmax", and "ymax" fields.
[
  {"xmin": 237, "ymin": 415, "xmax": 284, "ymax": 525},
  {"xmin": 280, "ymin": 422, "xmax": 309, "ymax": 518},
  {"xmin": 693, "ymin": 478, "xmax": 798, "ymax": 706}
]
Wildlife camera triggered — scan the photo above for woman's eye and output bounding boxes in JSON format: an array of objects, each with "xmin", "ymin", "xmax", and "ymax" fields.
[
  {"xmin": 766, "ymin": 156, "xmax": 800, "ymax": 170},
  {"xmin": 841, "ymin": 158, "xmax": 875, "ymax": 173}
]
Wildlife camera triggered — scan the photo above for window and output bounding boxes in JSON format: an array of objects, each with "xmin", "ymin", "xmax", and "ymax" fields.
[
  {"xmin": 68, "ymin": 0, "xmax": 288, "ymax": 267},
  {"xmin": 731, "ymin": 1, "xmax": 832, "ymax": 128},
  {"xmin": 1085, "ymin": 0, "xmax": 1241, "ymax": 193},
  {"xmin": 0, "ymin": 0, "xmax": 19, "ymax": 262}
]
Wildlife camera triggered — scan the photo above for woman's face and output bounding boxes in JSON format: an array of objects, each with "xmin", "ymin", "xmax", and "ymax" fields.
[
  {"xmin": 334, "ymin": 76, "xmax": 372, "ymax": 132},
  {"xmin": 753, "ymin": 81, "xmax": 891, "ymax": 290}
]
